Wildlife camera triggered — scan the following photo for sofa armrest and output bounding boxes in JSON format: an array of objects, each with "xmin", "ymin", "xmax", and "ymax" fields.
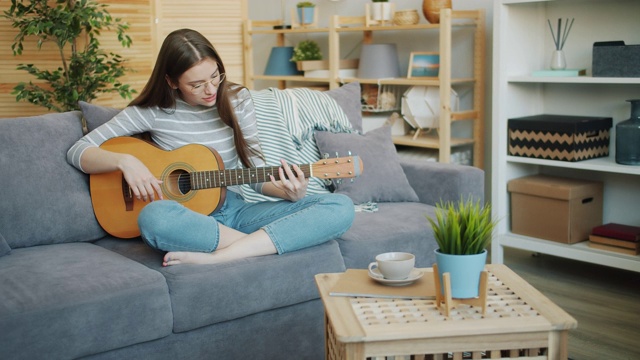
[{"xmin": 400, "ymin": 159, "xmax": 484, "ymax": 206}]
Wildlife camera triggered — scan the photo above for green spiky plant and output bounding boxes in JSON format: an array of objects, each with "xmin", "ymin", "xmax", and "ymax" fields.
[
  {"xmin": 296, "ymin": 1, "xmax": 315, "ymax": 8},
  {"xmin": 3, "ymin": 0, "xmax": 136, "ymax": 112},
  {"xmin": 426, "ymin": 196, "xmax": 497, "ymax": 255}
]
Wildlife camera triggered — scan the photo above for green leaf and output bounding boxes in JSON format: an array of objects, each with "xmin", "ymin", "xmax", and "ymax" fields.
[
  {"xmin": 5, "ymin": 0, "xmax": 135, "ymax": 112},
  {"xmin": 426, "ymin": 196, "xmax": 497, "ymax": 255}
]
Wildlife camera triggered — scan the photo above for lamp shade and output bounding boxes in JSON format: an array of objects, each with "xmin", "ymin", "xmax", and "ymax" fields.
[
  {"xmin": 264, "ymin": 46, "xmax": 302, "ymax": 76},
  {"xmin": 357, "ymin": 44, "xmax": 401, "ymax": 79}
]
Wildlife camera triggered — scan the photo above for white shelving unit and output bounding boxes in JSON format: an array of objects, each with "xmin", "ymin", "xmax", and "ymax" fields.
[{"xmin": 491, "ymin": 0, "xmax": 640, "ymax": 273}]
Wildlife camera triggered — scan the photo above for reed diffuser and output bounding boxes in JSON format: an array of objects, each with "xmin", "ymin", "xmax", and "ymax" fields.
[{"xmin": 547, "ymin": 18, "xmax": 574, "ymax": 70}]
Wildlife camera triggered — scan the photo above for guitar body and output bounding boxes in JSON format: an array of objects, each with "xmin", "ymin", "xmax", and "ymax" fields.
[{"xmin": 90, "ymin": 137, "xmax": 224, "ymax": 238}]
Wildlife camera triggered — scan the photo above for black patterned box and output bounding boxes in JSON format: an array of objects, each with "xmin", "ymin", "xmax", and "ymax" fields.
[{"xmin": 508, "ymin": 115, "xmax": 612, "ymax": 162}]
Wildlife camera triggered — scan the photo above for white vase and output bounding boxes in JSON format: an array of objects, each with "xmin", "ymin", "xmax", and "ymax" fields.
[
  {"xmin": 372, "ymin": 3, "xmax": 393, "ymax": 21},
  {"xmin": 550, "ymin": 50, "xmax": 567, "ymax": 70}
]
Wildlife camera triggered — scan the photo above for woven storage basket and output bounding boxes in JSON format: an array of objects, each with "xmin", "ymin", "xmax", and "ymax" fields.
[{"xmin": 393, "ymin": 10, "xmax": 419, "ymax": 25}]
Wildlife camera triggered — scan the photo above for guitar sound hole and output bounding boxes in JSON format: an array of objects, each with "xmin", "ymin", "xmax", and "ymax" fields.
[{"xmin": 177, "ymin": 173, "xmax": 192, "ymax": 195}]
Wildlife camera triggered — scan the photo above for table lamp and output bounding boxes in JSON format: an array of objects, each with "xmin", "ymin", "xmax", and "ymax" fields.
[
  {"xmin": 357, "ymin": 43, "xmax": 401, "ymax": 79},
  {"xmin": 264, "ymin": 46, "xmax": 302, "ymax": 76}
]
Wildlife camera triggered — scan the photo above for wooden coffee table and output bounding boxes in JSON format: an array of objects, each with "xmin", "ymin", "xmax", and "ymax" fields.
[{"xmin": 315, "ymin": 264, "xmax": 577, "ymax": 360}]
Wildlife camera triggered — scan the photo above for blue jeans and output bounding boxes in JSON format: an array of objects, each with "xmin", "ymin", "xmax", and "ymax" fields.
[{"xmin": 138, "ymin": 191, "xmax": 354, "ymax": 254}]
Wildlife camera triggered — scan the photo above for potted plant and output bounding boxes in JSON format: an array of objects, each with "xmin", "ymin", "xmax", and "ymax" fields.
[
  {"xmin": 296, "ymin": 1, "xmax": 316, "ymax": 25},
  {"xmin": 426, "ymin": 196, "xmax": 497, "ymax": 299},
  {"xmin": 290, "ymin": 40, "xmax": 323, "ymax": 71},
  {"xmin": 3, "ymin": 0, "xmax": 136, "ymax": 113},
  {"xmin": 371, "ymin": 0, "xmax": 393, "ymax": 22}
]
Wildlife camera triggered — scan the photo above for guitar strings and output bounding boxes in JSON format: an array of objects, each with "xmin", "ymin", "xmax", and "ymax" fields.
[{"xmin": 143, "ymin": 164, "xmax": 314, "ymax": 182}]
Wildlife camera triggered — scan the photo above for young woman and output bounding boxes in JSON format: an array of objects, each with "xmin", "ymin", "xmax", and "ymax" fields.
[{"xmin": 67, "ymin": 29, "xmax": 355, "ymax": 266}]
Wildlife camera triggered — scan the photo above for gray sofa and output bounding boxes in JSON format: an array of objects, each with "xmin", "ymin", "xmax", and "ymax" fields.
[{"xmin": 0, "ymin": 83, "xmax": 483, "ymax": 360}]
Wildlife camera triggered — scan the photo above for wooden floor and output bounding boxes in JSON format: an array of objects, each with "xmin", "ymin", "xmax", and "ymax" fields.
[{"xmin": 501, "ymin": 248, "xmax": 640, "ymax": 360}]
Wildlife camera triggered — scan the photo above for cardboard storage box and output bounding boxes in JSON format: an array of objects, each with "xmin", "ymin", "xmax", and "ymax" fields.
[
  {"xmin": 508, "ymin": 175, "xmax": 603, "ymax": 244},
  {"xmin": 508, "ymin": 114, "xmax": 612, "ymax": 162}
]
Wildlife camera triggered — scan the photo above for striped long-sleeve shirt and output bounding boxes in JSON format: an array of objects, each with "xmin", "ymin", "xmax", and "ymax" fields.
[{"xmin": 67, "ymin": 87, "xmax": 266, "ymax": 194}]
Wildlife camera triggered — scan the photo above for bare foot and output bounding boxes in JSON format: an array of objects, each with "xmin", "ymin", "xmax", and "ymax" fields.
[
  {"xmin": 163, "ymin": 229, "xmax": 277, "ymax": 266},
  {"xmin": 163, "ymin": 251, "xmax": 229, "ymax": 266}
]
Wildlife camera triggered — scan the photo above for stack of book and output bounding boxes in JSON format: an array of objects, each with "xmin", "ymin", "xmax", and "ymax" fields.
[{"xmin": 589, "ymin": 223, "xmax": 640, "ymax": 256}]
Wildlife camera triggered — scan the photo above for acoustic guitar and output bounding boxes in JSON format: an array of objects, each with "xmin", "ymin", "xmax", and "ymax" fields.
[{"xmin": 90, "ymin": 136, "xmax": 363, "ymax": 238}]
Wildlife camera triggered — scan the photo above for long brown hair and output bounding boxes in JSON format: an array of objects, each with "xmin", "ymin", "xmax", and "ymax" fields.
[{"xmin": 130, "ymin": 28, "xmax": 258, "ymax": 168}]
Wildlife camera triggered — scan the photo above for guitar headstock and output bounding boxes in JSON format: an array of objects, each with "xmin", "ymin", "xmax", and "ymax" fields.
[{"xmin": 312, "ymin": 154, "xmax": 363, "ymax": 180}]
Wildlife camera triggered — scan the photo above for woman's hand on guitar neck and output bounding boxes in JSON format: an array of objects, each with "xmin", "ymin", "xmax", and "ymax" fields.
[{"xmin": 265, "ymin": 159, "xmax": 309, "ymax": 202}]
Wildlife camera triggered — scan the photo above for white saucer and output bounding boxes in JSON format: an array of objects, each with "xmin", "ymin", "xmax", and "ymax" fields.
[{"xmin": 368, "ymin": 268, "xmax": 424, "ymax": 286}]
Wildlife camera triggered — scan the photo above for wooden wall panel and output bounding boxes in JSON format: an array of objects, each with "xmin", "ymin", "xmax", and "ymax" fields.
[
  {"xmin": 0, "ymin": 0, "xmax": 153, "ymax": 117},
  {"xmin": 1, "ymin": 0, "xmax": 246, "ymax": 118},
  {"xmin": 93, "ymin": 0, "xmax": 154, "ymax": 109},
  {"xmin": 154, "ymin": 0, "xmax": 247, "ymax": 85}
]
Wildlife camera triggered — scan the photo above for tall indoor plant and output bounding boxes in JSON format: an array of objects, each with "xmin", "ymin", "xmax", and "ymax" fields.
[
  {"xmin": 427, "ymin": 196, "xmax": 497, "ymax": 298},
  {"xmin": 3, "ymin": 0, "xmax": 136, "ymax": 112}
]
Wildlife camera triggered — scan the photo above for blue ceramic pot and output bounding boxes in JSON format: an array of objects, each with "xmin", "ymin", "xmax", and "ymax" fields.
[
  {"xmin": 435, "ymin": 249, "xmax": 487, "ymax": 299},
  {"xmin": 297, "ymin": 7, "xmax": 314, "ymax": 24}
]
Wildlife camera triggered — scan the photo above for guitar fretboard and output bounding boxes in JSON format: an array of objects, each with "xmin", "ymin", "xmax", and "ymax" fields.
[{"xmin": 190, "ymin": 164, "xmax": 313, "ymax": 190}]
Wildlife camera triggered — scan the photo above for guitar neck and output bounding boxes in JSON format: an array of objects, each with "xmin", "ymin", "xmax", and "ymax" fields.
[{"xmin": 191, "ymin": 164, "xmax": 312, "ymax": 190}]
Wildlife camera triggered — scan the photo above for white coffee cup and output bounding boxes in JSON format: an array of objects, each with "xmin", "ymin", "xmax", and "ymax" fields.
[{"xmin": 368, "ymin": 252, "xmax": 415, "ymax": 280}]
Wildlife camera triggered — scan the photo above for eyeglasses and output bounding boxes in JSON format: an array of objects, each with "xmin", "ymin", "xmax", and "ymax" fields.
[{"xmin": 188, "ymin": 73, "xmax": 226, "ymax": 94}]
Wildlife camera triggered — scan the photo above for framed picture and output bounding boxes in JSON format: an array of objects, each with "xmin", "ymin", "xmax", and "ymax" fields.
[{"xmin": 407, "ymin": 52, "xmax": 440, "ymax": 78}]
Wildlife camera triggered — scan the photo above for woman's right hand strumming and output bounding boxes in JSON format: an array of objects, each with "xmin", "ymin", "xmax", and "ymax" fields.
[{"xmin": 81, "ymin": 147, "xmax": 163, "ymax": 202}]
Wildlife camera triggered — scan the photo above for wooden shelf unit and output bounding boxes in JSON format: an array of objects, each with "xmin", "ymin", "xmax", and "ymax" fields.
[
  {"xmin": 243, "ymin": 9, "xmax": 486, "ymax": 169},
  {"xmin": 491, "ymin": 0, "xmax": 640, "ymax": 273}
]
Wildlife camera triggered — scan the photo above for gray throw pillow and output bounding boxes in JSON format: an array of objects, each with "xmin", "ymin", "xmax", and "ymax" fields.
[
  {"xmin": 325, "ymin": 82, "xmax": 363, "ymax": 133},
  {"xmin": 79, "ymin": 101, "xmax": 121, "ymax": 132},
  {"xmin": 314, "ymin": 125, "xmax": 419, "ymax": 204},
  {"xmin": 0, "ymin": 232, "xmax": 10, "ymax": 257}
]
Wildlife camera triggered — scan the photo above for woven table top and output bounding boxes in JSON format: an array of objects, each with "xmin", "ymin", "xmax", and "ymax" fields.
[{"xmin": 316, "ymin": 264, "xmax": 577, "ymax": 343}]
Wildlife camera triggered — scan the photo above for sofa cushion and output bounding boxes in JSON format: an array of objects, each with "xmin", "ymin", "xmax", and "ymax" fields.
[
  {"xmin": 0, "ymin": 112, "xmax": 106, "ymax": 249},
  {"xmin": 315, "ymin": 125, "xmax": 419, "ymax": 204},
  {"xmin": 95, "ymin": 238, "xmax": 346, "ymax": 333},
  {"xmin": 325, "ymin": 82, "xmax": 363, "ymax": 132},
  {"xmin": 0, "ymin": 232, "xmax": 10, "ymax": 257},
  {"xmin": 400, "ymin": 159, "xmax": 485, "ymax": 206},
  {"xmin": 0, "ymin": 242, "xmax": 172, "ymax": 360},
  {"xmin": 337, "ymin": 202, "xmax": 439, "ymax": 269},
  {"xmin": 79, "ymin": 100, "xmax": 121, "ymax": 132}
]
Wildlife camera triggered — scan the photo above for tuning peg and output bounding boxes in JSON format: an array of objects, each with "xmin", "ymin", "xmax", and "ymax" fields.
[
  {"xmin": 348, "ymin": 151, "xmax": 352, "ymax": 156},
  {"xmin": 323, "ymin": 153, "xmax": 329, "ymax": 159},
  {"xmin": 336, "ymin": 179, "xmax": 342, "ymax": 185},
  {"xmin": 335, "ymin": 152, "xmax": 339, "ymax": 158}
]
